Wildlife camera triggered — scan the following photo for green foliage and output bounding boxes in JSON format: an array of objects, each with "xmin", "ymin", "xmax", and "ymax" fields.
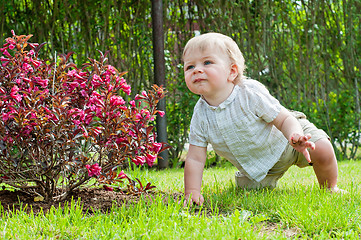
[
  {"xmin": 286, "ymin": 88, "xmax": 361, "ymax": 160},
  {"xmin": 0, "ymin": 0, "xmax": 154, "ymax": 94},
  {"xmin": 1, "ymin": 0, "xmax": 361, "ymax": 163},
  {"xmin": 309, "ymin": 91, "xmax": 361, "ymax": 159}
]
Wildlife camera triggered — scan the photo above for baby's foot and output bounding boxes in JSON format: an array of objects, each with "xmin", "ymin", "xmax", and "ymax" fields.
[{"xmin": 328, "ymin": 186, "xmax": 347, "ymax": 194}]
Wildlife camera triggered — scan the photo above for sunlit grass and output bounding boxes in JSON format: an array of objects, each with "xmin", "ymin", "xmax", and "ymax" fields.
[{"xmin": 0, "ymin": 161, "xmax": 360, "ymax": 239}]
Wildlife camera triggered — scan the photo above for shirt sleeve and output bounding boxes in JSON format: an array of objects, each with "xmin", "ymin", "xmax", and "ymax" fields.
[
  {"xmin": 245, "ymin": 80, "xmax": 284, "ymax": 123},
  {"xmin": 188, "ymin": 101, "xmax": 208, "ymax": 147}
]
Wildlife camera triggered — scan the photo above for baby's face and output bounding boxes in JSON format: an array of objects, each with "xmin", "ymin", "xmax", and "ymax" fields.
[{"xmin": 183, "ymin": 47, "xmax": 235, "ymax": 98}]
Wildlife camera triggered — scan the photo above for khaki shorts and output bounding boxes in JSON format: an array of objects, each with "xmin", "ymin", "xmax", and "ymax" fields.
[{"xmin": 235, "ymin": 110, "xmax": 330, "ymax": 189}]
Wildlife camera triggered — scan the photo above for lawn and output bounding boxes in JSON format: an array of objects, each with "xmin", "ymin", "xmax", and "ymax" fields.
[{"xmin": 0, "ymin": 160, "xmax": 360, "ymax": 239}]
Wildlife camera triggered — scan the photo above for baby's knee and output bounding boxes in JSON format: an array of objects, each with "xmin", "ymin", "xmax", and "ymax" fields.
[{"xmin": 310, "ymin": 139, "xmax": 336, "ymax": 165}]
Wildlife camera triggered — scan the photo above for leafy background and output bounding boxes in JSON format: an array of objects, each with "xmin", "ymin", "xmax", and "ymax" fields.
[{"xmin": 1, "ymin": 0, "xmax": 360, "ymax": 162}]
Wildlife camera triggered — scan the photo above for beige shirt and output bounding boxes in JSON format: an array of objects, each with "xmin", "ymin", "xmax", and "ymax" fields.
[{"xmin": 189, "ymin": 79, "xmax": 288, "ymax": 182}]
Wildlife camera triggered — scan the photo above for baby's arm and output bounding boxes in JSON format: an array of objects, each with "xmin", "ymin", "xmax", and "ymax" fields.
[
  {"xmin": 184, "ymin": 144, "xmax": 207, "ymax": 205},
  {"xmin": 272, "ymin": 108, "xmax": 315, "ymax": 162}
]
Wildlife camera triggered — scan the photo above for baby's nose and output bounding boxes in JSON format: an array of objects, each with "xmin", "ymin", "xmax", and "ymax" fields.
[{"xmin": 194, "ymin": 66, "xmax": 204, "ymax": 73}]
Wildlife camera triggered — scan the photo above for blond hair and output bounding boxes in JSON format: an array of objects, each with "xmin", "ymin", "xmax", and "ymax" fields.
[{"xmin": 182, "ymin": 32, "xmax": 246, "ymax": 84}]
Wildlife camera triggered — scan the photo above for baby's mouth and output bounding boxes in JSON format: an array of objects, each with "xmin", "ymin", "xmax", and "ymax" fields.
[{"xmin": 194, "ymin": 78, "xmax": 206, "ymax": 83}]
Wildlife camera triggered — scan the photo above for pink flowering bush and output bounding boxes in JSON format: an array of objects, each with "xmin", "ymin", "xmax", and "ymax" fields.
[{"xmin": 0, "ymin": 31, "xmax": 167, "ymax": 202}]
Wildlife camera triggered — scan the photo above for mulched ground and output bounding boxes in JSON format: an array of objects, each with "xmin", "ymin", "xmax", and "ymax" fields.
[{"xmin": 0, "ymin": 188, "xmax": 182, "ymax": 215}]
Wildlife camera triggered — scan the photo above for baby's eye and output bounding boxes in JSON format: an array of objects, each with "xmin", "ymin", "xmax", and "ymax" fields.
[
  {"xmin": 186, "ymin": 65, "xmax": 194, "ymax": 70},
  {"xmin": 204, "ymin": 60, "xmax": 212, "ymax": 65}
]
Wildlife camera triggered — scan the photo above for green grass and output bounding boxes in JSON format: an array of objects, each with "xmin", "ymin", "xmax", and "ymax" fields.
[{"xmin": 0, "ymin": 161, "xmax": 360, "ymax": 239}]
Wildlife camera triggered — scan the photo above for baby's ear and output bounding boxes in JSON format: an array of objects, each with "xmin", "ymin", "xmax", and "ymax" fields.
[{"xmin": 228, "ymin": 64, "xmax": 239, "ymax": 82}]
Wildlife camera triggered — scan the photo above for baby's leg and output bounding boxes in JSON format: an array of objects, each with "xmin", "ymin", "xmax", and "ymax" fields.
[
  {"xmin": 295, "ymin": 114, "xmax": 341, "ymax": 192},
  {"xmin": 309, "ymin": 138, "xmax": 338, "ymax": 190}
]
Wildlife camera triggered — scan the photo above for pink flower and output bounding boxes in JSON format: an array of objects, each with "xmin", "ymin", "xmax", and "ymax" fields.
[
  {"xmin": 31, "ymin": 59, "xmax": 42, "ymax": 68},
  {"xmin": 129, "ymin": 100, "xmax": 136, "ymax": 107},
  {"xmin": 80, "ymin": 90, "xmax": 88, "ymax": 98},
  {"xmin": 0, "ymin": 56, "xmax": 9, "ymax": 63},
  {"xmin": 108, "ymin": 84, "xmax": 114, "ymax": 92},
  {"xmin": 117, "ymin": 170, "xmax": 128, "ymax": 179},
  {"xmin": 21, "ymin": 125, "xmax": 33, "ymax": 135},
  {"xmin": 75, "ymin": 73, "xmax": 85, "ymax": 81},
  {"xmin": 85, "ymin": 163, "xmax": 102, "ymax": 177},
  {"xmin": 120, "ymin": 82, "xmax": 131, "ymax": 95},
  {"xmin": 135, "ymin": 113, "xmax": 142, "ymax": 121},
  {"xmin": 1, "ymin": 61, "xmax": 9, "ymax": 67},
  {"xmin": 157, "ymin": 89, "xmax": 164, "ymax": 98},
  {"xmin": 141, "ymin": 109, "xmax": 150, "ymax": 119},
  {"xmin": 11, "ymin": 30, "xmax": 15, "ymax": 36},
  {"xmin": 2, "ymin": 112, "xmax": 12, "ymax": 122},
  {"xmin": 10, "ymin": 85, "xmax": 22, "ymax": 102},
  {"xmin": 79, "ymin": 81, "xmax": 86, "ymax": 88},
  {"xmin": 134, "ymin": 91, "xmax": 148, "ymax": 100},
  {"xmin": 68, "ymin": 82, "xmax": 79, "ymax": 90},
  {"xmin": 132, "ymin": 156, "xmax": 146, "ymax": 166},
  {"xmin": 115, "ymin": 137, "xmax": 128, "ymax": 145},
  {"xmin": 67, "ymin": 69, "xmax": 77, "ymax": 77},
  {"xmin": 103, "ymin": 185, "xmax": 114, "ymax": 191},
  {"xmin": 23, "ymin": 77, "xmax": 31, "ymax": 83},
  {"xmin": 68, "ymin": 108, "xmax": 85, "ymax": 121},
  {"xmin": 94, "ymin": 107, "xmax": 103, "ymax": 118},
  {"xmin": 22, "ymin": 62, "xmax": 33, "ymax": 72},
  {"xmin": 110, "ymin": 96, "xmax": 125, "ymax": 106},
  {"xmin": 107, "ymin": 65, "xmax": 116, "ymax": 74},
  {"xmin": 104, "ymin": 75, "xmax": 111, "ymax": 84},
  {"xmin": 158, "ymin": 111, "xmax": 165, "ymax": 117},
  {"xmin": 30, "ymin": 112, "xmax": 37, "ymax": 119},
  {"xmin": 93, "ymin": 74, "xmax": 102, "ymax": 81},
  {"xmin": 2, "ymin": 136, "xmax": 13, "ymax": 144},
  {"xmin": 7, "ymin": 35, "xmax": 15, "ymax": 43},
  {"xmin": 128, "ymin": 130, "xmax": 136, "ymax": 137},
  {"xmin": 83, "ymin": 130, "xmax": 89, "ymax": 138},
  {"xmin": 85, "ymin": 116, "xmax": 93, "ymax": 125},
  {"xmin": 78, "ymin": 71, "xmax": 87, "ymax": 77},
  {"xmin": 37, "ymin": 78, "xmax": 49, "ymax": 88},
  {"xmin": 152, "ymin": 142, "xmax": 162, "ymax": 153},
  {"xmin": 91, "ymin": 74, "xmax": 103, "ymax": 88},
  {"xmin": 89, "ymin": 92, "xmax": 104, "ymax": 106},
  {"xmin": 93, "ymin": 127, "xmax": 103, "ymax": 136},
  {"xmin": 2, "ymin": 49, "xmax": 11, "ymax": 58},
  {"xmin": 145, "ymin": 154, "xmax": 157, "ymax": 167},
  {"xmin": 42, "ymin": 106, "xmax": 52, "ymax": 114},
  {"xmin": 28, "ymin": 43, "xmax": 39, "ymax": 49},
  {"xmin": 23, "ymin": 56, "xmax": 30, "ymax": 63}
]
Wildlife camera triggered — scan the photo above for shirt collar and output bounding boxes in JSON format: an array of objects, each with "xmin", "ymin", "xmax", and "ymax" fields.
[{"xmin": 200, "ymin": 85, "xmax": 239, "ymax": 110}]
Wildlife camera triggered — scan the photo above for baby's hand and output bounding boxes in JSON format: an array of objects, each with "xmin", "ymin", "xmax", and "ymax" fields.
[
  {"xmin": 183, "ymin": 192, "xmax": 204, "ymax": 206},
  {"xmin": 290, "ymin": 133, "xmax": 316, "ymax": 163}
]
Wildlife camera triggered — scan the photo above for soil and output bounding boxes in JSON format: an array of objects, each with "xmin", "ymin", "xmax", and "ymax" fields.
[{"xmin": 0, "ymin": 188, "xmax": 182, "ymax": 215}]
